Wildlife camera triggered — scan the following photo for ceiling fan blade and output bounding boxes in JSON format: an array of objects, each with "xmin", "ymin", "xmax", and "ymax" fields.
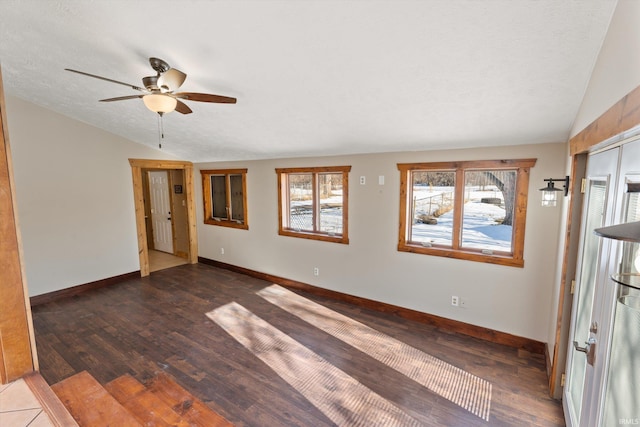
[
  {"xmin": 174, "ymin": 92, "xmax": 237, "ymax": 104},
  {"xmin": 175, "ymin": 100, "xmax": 193, "ymax": 114},
  {"xmin": 65, "ymin": 69, "xmax": 145, "ymax": 92},
  {"xmin": 99, "ymin": 95, "xmax": 144, "ymax": 102}
]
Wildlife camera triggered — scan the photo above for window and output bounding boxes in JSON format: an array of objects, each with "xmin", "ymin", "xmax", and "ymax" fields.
[
  {"xmin": 276, "ymin": 166, "xmax": 351, "ymax": 244},
  {"xmin": 397, "ymin": 159, "xmax": 536, "ymax": 267},
  {"xmin": 201, "ymin": 169, "xmax": 248, "ymax": 229}
]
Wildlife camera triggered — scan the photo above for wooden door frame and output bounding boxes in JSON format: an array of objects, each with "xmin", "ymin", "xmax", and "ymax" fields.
[
  {"xmin": 549, "ymin": 84, "xmax": 640, "ymax": 397},
  {"xmin": 129, "ymin": 159, "xmax": 198, "ymax": 277},
  {"xmin": 0, "ymin": 66, "xmax": 37, "ymax": 383}
]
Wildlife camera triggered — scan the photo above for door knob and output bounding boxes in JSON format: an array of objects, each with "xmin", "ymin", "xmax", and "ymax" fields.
[{"xmin": 573, "ymin": 337, "xmax": 597, "ymax": 366}]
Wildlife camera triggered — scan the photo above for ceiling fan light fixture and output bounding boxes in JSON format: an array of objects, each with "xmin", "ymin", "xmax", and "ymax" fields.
[
  {"xmin": 158, "ymin": 68, "xmax": 187, "ymax": 92},
  {"xmin": 66, "ymin": 57, "xmax": 236, "ymax": 116},
  {"xmin": 143, "ymin": 94, "xmax": 177, "ymax": 114}
]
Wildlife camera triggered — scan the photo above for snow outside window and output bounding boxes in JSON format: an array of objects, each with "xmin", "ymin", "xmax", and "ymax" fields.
[
  {"xmin": 276, "ymin": 166, "xmax": 351, "ymax": 244},
  {"xmin": 398, "ymin": 159, "xmax": 536, "ymax": 267}
]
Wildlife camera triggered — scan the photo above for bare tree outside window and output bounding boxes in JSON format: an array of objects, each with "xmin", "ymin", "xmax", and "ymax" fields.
[{"xmin": 398, "ymin": 159, "xmax": 536, "ymax": 267}]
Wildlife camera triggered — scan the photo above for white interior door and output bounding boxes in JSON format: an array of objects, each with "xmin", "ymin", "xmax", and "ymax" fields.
[
  {"xmin": 563, "ymin": 147, "xmax": 619, "ymax": 427},
  {"xmin": 148, "ymin": 170, "xmax": 174, "ymax": 254}
]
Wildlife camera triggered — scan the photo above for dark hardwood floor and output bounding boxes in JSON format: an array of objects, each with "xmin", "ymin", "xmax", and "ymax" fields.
[{"xmin": 32, "ymin": 263, "xmax": 564, "ymax": 426}]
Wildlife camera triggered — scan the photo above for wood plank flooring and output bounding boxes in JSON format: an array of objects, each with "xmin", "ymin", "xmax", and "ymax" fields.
[
  {"xmin": 31, "ymin": 263, "xmax": 564, "ymax": 426},
  {"xmin": 51, "ymin": 371, "xmax": 142, "ymax": 426}
]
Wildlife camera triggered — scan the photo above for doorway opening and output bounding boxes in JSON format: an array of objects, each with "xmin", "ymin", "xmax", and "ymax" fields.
[
  {"xmin": 129, "ymin": 159, "xmax": 198, "ymax": 276},
  {"xmin": 144, "ymin": 169, "xmax": 190, "ymax": 272}
]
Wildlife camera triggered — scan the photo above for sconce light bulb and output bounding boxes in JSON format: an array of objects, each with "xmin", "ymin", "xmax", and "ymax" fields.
[{"xmin": 541, "ymin": 190, "xmax": 558, "ymax": 207}]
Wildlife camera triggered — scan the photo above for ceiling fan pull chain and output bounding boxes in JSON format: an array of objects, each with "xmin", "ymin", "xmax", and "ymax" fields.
[{"xmin": 157, "ymin": 112, "xmax": 164, "ymax": 149}]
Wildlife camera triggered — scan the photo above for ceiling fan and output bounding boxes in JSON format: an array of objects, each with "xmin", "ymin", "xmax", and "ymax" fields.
[{"xmin": 65, "ymin": 57, "xmax": 236, "ymax": 115}]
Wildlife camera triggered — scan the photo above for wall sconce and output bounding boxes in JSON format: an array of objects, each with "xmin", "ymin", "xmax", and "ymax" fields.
[{"xmin": 539, "ymin": 176, "xmax": 570, "ymax": 207}]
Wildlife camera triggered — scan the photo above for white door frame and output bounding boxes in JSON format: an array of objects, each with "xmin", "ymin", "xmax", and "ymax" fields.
[
  {"xmin": 564, "ymin": 139, "xmax": 640, "ymax": 426},
  {"xmin": 563, "ymin": 147, "xmax": 619, "ymax": 427},
  {"xmin": 591, "ymin": 140, "xmax": 640, "ymax": 425}
]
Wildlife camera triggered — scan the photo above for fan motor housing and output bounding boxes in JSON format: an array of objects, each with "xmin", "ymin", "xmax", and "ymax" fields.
[
  {"xmin": 142, "ymin": 75, "xmax": 159, "ymax": 90},
  {"xmin": 149, "ymin": 57, "xmax": 170, "ymax": 74}
]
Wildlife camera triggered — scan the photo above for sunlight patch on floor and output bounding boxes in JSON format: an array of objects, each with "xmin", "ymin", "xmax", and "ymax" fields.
[
  {"xmin": 207, "ymin": 302, "xmax": 422, "ymax": 427},
  {"xmin": 258, "ymin": 284, "xmax": 492, "ymax": 421}
]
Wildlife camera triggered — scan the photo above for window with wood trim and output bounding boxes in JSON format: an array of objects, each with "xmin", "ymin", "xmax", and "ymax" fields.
[
  {"xmin": 201, "ymin": 169, "xmax": 248, "ymax": 229},
  {"xmin": 397, "ymin": 159, "xmax": 536, "ymax": 267},
  {"xmin": 276, "ymin": 166, "xmax": 351, "ymax": 244}
]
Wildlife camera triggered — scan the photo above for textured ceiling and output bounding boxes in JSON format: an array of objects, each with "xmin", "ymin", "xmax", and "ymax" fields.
[{"xmin": 0, "ymin": 1, "xmax": 617, "ymax": 162}]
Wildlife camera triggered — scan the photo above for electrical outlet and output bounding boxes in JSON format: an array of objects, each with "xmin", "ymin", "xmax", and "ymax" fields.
[
  {"xmin": 220, "ymin": 247, "xmax": 225, "ymax": 255},
  {"xmin": 313, "ymin": 267, "xmax": 319, "ymax": 276},
  {"xmin": 360, "ymin": 176, "xmax": 366, "ymax": 185},
  {"xmin": 451, "ymin": 295, "xmax": 459, "ymax": 307}
]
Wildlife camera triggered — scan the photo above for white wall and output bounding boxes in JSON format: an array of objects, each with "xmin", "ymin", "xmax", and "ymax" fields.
[
  {"xmin": 6, "ymin": 95, "xmax": 176, "ymax": 296},
  {"xmin": 571, "ymin": 0, "xmax": 640, "ymax": 137},
  {"xmin": 197, "ymin": 142, "xmax": 566, "ymax": 342}
]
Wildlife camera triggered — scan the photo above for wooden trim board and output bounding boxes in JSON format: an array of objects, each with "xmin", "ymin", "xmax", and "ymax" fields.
[
  {"xmin": 30, "ymin": 271, "xmax": 140, "ymax": 306},
  {"xmin": 198, "ymin": 257, "xmax": 545, "ymax": 354},
  {"xmin": 570, "ymin": 84, "xmax": 640, "ymax": 155},
  {"xmin": 129, "ymin": 159, "xmax": 198, "ymax": 277},
  {"xmin": 548, "ymin": 154, "xmax": 587, "ymax": 398},
  {"xmin": 23, "ymin": 372, "xmax": 79, "ymax": 426},
  {"xmin": 0, "ymin": 65, "xmax": 37, "ymax": 383},
  {"xmin": 545, "ymin": 343, "xmax": 552, "ymax": 379}
]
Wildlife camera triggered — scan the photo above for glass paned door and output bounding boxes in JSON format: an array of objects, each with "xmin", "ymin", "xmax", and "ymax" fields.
[
  {"xmin": 601, "ymin": 142, "xmax": 640, "ymax": 425},
  {"xmin": 566, "ymin": 179, "xmax": 607, "ymax": 422},
  {"xmin": 601, "ymin": 177, "xmax": 640, "ymax": 425},
  {"xmin": 564, "ymin": 148, "xmax": 618, "ymax": 427}
]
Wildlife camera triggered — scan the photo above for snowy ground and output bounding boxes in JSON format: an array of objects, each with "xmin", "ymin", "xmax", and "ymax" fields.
[
  {"xmin": 411, "ymin": 186, "xmax": 512, "ymax": 252},
  {"xmin": 285, "ymin": 186, "xmax": 512, "ymax": 251},
  {"xmin": 289, "ymin": 191, "xmax": 344, "ymax": 234}
]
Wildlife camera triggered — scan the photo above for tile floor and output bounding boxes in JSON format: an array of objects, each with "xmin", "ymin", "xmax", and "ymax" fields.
[
  {"xmin": 0, "ymin": 379, "xmax": 54, "ymax": 427},
  {"xmin": 149, "ymin": 249, "xmax": 189, "ymax": 272}
]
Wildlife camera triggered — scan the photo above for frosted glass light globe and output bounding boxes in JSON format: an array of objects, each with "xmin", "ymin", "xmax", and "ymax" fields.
[{"xmin": 143, "ymin": 94, "xmax": 177, "ymax": 114}]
